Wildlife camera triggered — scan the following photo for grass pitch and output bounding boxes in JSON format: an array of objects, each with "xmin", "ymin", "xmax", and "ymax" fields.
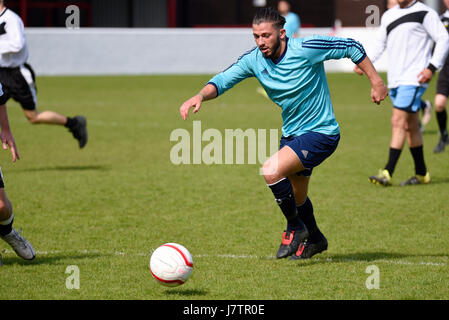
[{"xmin": 0, "ymin": 73, "xmax": 448, "ymax": 300}]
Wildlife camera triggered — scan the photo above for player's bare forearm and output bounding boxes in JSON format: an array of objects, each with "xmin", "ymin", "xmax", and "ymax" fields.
[
  {"xmin": 198, "ymin": 83, "xmax": 218, "ymax": 101},
  {"xmin": 356, "ymin": 56, "xmax": 388, "ymax": 104},
  {"xmin": 180, "ymin": 83, "xmax": 218, "ymax": 120},
  {"xmin": 357, "ymin": 56, "xmax": 383, "ymax": 86}
]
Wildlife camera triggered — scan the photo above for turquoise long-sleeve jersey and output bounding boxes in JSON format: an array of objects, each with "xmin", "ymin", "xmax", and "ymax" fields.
[{"xmin": 208, "ymin": 35, "xmax": 366, "ymax": 137}]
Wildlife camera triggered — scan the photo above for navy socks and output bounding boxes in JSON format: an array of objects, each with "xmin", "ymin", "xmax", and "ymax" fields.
[
  {"xmin": 297, "ymin": 197, "xmax": 323, "ymax": 243},
  {"xmin": 268, "ymin": 178, "xmax": 305, "ymax": 232},
  {"xmin": 0, "ymin": 215, "xmax": 13, "ymax": 236}
]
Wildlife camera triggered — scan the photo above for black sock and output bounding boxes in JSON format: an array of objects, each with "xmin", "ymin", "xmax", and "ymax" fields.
[
  {"xmin": 420, "ymin": 100, "xmax": 426, "ymax": 114},
  {"xmin": 64, "ymin": 117, "xmax": 76, "ymax": 129},
  {"xmin": 268, "ymin": 178, "xmax": 305, "ymax": 231},
  {"xmin": 384, "ymin": 147, "xmax": 402, "ymax": 176},
  {"xmin": 436, "ymin": 110, "xmax": 448, "ymax": 139},
  {"xmin": 409, "ymin": 146, "xmax": 427, "ymax": 176},
  {"xmin": 0, "ymin": 218, "xmax": 13, "ymax": 236},
  {"xmin": 297, "ymin": 197, "xmax": 323, "ymax": 243}
]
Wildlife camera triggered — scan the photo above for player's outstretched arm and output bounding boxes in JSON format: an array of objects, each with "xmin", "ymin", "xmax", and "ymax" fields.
[
  {"xmin": 355, "ymin": 56, "xmax": 388, "ymax": 105},
  {"xmin": 0, "ymin": 104, "xmax": 19, "ymax": 162},
  {"xmin": 180, "ymin": 83, "xmax": 218, "ymax": 120}
]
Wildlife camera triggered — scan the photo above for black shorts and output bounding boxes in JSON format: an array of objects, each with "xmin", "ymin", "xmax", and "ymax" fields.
[
  {"xmin": 437, "ymin": 55, "xmax": 449, "ymax": 97},
  {"xmin": 0, "ymin": 63, "xmax": 37, "ymax": 110}
]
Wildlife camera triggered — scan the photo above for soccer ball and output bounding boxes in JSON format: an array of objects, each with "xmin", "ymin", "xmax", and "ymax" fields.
[{"xmin": 149, "ymin": 243, "xmax": 194, "ymax": 287}]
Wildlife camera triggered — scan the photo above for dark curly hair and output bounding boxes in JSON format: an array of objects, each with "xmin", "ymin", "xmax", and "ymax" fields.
[{"xmin": 252, "ymin": 7, "xmax": 286, "ymax": 30}]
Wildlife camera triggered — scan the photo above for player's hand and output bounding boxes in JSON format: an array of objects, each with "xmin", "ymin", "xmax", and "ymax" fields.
[
  {"xmin": 0, "ymin": 22, "xmax": 6, "ymax": 35},
  {"xmin": 418, "ymin": 68, "xmax": 433, "ymax": 84},
  {"xmin": 371, "ymin": 82, "xmax": 388, "ymax": 105},
  {"xmin": 180, "ymin": 94, "xmax": 203, "ymax": 120},
  {"xmin": 353, "ymin": 65, "xmax": 364, "ymax": 76},
  {"xmin": 1, "ymin": 130, "xmax": 20, "ymax": 162}
]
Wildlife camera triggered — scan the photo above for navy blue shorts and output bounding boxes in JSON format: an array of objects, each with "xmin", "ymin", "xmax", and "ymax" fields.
[{"xmin": 280, "ymin": 132, "xmax": 340, "ymax": 177}]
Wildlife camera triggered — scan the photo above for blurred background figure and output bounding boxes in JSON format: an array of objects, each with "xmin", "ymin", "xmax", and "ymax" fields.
[
  {"xmin": 387, "ymin": 0, "xmax": 398, "ymax": 9},
  {"xmin": 432, "ymin": 0, "xmax": 449, "ymax": 153},
  {"xmin": 277, "ymin": 0, "xmax": 300, "ymax": 38},
  {"xmin": 386, "ymin": 0, "xmax": 432, "ymax": 132},
  {"xmin": 0, "ymin": 0, "xmax": 88, "ymax": 149}
]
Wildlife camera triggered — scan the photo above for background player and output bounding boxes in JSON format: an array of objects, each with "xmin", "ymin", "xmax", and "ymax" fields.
[
  {"xmin": 386, "ymin": 0, "xmax": 433, "ymax": 132},
  {"xmin": 277, "ymin": 0, "xmax": 300, "ymax": 38},
  {"xmin": 180, "ymin": 8, "xmax": 387, "ymax": 260},
  {"xmin": 356, "ymin": 0, "xmax": 449, "ymax": 186},
  {"xmin": 433, "ymin": 0, "xmax": 449, "ymax": 153},
  {"xmin": 0, "ymin": 0, "xmax": 87, "ymax": 148},
  {"xmin": 0, "ymin": 83, "xmax": 35, "ymax": 261}
]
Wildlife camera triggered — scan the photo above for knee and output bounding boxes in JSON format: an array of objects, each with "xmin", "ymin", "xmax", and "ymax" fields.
[
  {"xmin": 0, "ymin": 199, "xmax": 11, "ymax": 220},
  {"xmin": 435, "ymin": 103, "xmax": 447, "ymax": 113},
  {"xmin": 262, "ymin": 159, "xmax": 282, "ymax": 185},
  {"xmin": 24, "ymin": 111, "xmax": 39, "ymax": 124},
  {"xmin": 391, "ymin": 113, "xmax": 407, "ymax": 129},
  {"xmin": 435, "ymin": 95, "xmax": 447, "ymax": 112},
  {"xmin": 26, "ymin": 116, "xmax": 39, "ymax": 124},
  {"xmin": 405, "ymin": 118, "xmax": 420, "ymax": 133}
]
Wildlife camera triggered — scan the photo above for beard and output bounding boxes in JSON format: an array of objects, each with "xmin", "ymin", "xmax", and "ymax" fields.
[{"xmin": 261, "ymin": 36, "xmax": 281, "ymax": 59}]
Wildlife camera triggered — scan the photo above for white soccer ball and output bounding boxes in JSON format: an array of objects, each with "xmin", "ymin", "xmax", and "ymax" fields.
[{"xmin": 149, "ymin": 243, "xmax": 194, "ymax": 287}]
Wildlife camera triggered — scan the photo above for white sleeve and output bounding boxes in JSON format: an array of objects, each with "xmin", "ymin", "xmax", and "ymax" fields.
[
  {"xmin": 423, "ymin": 9, "xmax": 449, "ymax": 70},
  {"xmin": 366, "ymin": 22, "xmax": 387, "ymax": 63},
  {"xmin": 0, "ymin": 14, "xmax": 26, "ymax": 54}
]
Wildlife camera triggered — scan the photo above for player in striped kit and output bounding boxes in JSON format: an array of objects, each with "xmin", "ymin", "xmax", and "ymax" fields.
[
  {"xmin": 357, "ymin": 0, "xmax": 449, "ymax": 186},
  {"xmin": 0, "ymin": 1, "xmax": 87, "ymax": 148},
  {"xmin": 180, "ymin": 8, "xmax": 388, "ymax": 260}
]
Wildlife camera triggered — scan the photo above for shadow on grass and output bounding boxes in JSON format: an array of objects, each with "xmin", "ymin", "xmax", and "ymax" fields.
[
  {"xmin": 0, "ymin": 252, "xmax": 104, "ymax": 266},
  {"xmin": 164, "ymin": 289, "xmax": 209, "ymax": 297},
  {"xmin": 296, "ymin": 251, "xmax": 449, "ymax": 266},
  {"xmin": 18, "ymin": 165, "xmax": 109, "ymax": 172}
]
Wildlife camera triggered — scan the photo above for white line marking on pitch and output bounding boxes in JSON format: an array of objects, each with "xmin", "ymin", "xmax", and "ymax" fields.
[
  {"xmin": 195, "ymin": 254, "xmax": 447, "ymax": 266},
  {"xmin": 1, "ymin": 249, "xmax": 446, "ymax": 267}
]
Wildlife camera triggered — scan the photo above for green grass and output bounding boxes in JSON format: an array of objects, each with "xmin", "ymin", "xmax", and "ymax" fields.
[{"xmin": 0, "ymin": 73, "xmax": 448, "ymax": 300}]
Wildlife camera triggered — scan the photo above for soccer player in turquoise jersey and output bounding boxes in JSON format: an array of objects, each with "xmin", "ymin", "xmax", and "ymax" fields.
[{"xmin": 180, "ymin": 8, "xmax": 388, "ymax": 260}]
